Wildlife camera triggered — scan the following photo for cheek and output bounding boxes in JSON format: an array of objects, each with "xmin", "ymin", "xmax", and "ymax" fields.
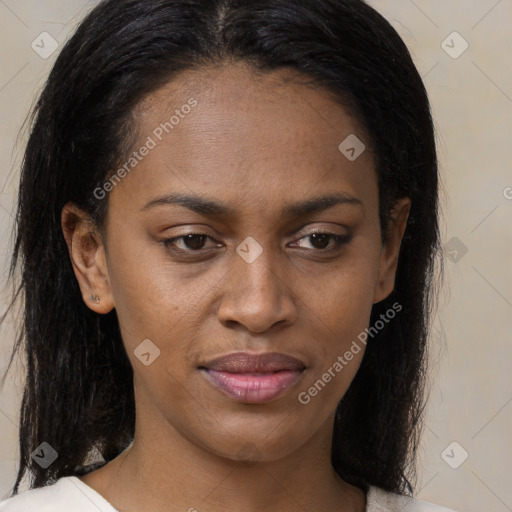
[
  {"xmin": 104, "ymin": 233, "xmax": 182, "ymax": 346},
  {"xmin": 297, "ymin": 282, "xmax": 372, "ymax": 411},
  {"xmin": 328, "ymin": 272, "xmax": 376, "ymax": 336},
  {"xmin": 295, "ymin": 245, "xmax": 379, "ymax": 386},
  {"xmin": 303, "ymin": 248, "xmax": 379, "ymax": 334},
  {"xmin": 105, "ymin": 236, "xmax": 223, "ymax": 388}
]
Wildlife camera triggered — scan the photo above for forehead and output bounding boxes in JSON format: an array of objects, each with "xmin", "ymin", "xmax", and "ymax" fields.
[
  {"xmin": 137, "ymin": 61, "xmax": 368, "ymax": 145},
  {"xmin": 112, "ymin": 61, "xmax": 376, "ymax": 217}
]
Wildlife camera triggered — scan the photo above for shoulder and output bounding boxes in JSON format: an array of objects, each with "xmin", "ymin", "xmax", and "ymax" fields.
[
  {"xmin": 0, "ymin": 476, "xmax": 118, "ymax": 512},
  {"xmin": 366, "ymin": 486, "xmax": 460, "ymax": 512}
]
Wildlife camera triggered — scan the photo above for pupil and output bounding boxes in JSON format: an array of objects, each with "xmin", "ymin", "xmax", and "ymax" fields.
[
  {"xmin": 185, "ymin": 234, "xmax": 206, "ymax": 250},
  {"xmin": 310, "ymin": 233, "xmax": 330, "ymax": 249}
]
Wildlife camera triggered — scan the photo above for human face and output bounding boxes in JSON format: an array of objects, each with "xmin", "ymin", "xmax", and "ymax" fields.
[{"xmin": 66, "ymin": 61, "xmax": 409, "ymax": 463}]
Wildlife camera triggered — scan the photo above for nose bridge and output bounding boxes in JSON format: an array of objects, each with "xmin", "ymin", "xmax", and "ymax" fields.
[
  {"xmin": 237, "ymin": 239, "xmax": 280, "ymax": 292},
  {"xmin": 217, "ymin": 236, "xmax": 296, "ymax": 331}
]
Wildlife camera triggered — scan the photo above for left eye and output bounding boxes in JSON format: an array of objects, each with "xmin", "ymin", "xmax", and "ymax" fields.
[{"xmin": 293, "ymin": 232, "xmax": 351, "ymax": 251}]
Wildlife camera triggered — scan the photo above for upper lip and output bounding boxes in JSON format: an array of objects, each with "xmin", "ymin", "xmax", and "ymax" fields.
[{"xmin": 200, "ymin": 352, "xmax": 306, "ymax": 373}]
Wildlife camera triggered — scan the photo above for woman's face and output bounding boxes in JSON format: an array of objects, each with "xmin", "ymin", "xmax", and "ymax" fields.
[{"xmin": 65, "ymin": 62, "xmax": 409, "ymax": 462}]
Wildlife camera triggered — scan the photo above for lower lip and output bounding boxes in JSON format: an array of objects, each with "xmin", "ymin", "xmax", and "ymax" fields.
[{"xmin": 201, "ymin": 369, "xmax": 304, "ymax": 403}]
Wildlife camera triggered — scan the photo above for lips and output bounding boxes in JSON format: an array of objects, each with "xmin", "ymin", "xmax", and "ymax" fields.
[
  {"xmin": 202, "ymin": 352, "xmax": 306, "ymax": 373},
  {"xmin": 199, "ymin": 352, "xmax": 306, "ymax": 404}
]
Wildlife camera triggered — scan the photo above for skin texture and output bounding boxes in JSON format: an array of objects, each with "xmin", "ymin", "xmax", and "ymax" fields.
[{"xmin": 61, "ymin": 62, "xmax": 410, "ymax": 512}]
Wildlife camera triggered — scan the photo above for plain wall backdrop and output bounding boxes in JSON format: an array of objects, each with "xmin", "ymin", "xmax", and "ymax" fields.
[{"xmin": 0, "ymin": 1, "xmax": 511, "ymax": 511}]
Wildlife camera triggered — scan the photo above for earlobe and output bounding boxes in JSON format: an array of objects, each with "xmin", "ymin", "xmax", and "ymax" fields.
[
  {"xmin": 61, "ymin": 202, "xmax": 115, "ymax": 314},
  {"xmin": 372, "ymin": 197, "xmax": 411, "ymax": 304}
]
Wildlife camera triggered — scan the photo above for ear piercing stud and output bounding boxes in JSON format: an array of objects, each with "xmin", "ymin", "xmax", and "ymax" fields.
[{"xmin": 88, "ymin": 294, "xmax": 100, "ymax": 303}]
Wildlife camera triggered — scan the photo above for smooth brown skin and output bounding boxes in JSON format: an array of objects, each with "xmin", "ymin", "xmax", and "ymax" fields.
[{"xmin": 62, "ymin": 62, "xmax": 410, "ymax": 512}]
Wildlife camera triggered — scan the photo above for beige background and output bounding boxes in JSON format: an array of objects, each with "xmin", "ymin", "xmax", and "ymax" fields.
[{"xmin": 0, "ymin": 1, "xmax": 511, "ymax": 510}]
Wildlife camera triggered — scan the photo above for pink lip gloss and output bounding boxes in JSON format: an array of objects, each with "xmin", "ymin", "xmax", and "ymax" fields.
[{"xmin": 201, "ymin": 369, "xmax": 304, "ymax": 403}]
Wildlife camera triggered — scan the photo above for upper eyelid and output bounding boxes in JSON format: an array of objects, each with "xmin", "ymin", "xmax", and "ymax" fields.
[
  {"xmin": 167, "ymin": 228, "xmax": 347, "ymax": 241},
  {"xmin": 165, "ymin": 222, "xmax": 349, "ymax": 238}
]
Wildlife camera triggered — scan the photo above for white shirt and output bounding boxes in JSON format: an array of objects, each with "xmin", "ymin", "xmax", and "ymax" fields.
[{"xmin": 0, "ymin": 476, "xmax": 458, "ymax": 511}]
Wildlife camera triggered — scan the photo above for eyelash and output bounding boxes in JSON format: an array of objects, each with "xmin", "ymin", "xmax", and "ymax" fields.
[{"xmin": 162, "ymin": 231, "xmax": 352, "ymax": 256}]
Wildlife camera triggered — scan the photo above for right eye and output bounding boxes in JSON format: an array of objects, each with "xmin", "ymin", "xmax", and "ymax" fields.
[{"xmin": 163, "ymin": 233, "xmax": 221, "ymax": 253}]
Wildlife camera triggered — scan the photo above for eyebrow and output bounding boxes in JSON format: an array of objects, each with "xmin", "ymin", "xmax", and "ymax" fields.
[{"xmin": 140, "ymin": 192, "xmax": 363, "ymax": 217}]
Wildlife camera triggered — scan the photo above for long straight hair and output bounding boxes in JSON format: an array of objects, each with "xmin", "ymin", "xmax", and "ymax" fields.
[{"xmin": 1, "ymin": 0, "xmax": 442, "ymax": 496}]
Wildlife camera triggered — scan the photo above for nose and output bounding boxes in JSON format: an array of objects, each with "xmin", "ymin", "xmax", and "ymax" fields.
[{"xmin": 217, "ymin": 245, "xmax": 298, "ymax": 334}]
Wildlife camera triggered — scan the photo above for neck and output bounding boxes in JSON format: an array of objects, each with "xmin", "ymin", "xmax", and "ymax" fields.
[{"xmin": 81, "ymin": 407, "xmax": 366, "ymax": 512}]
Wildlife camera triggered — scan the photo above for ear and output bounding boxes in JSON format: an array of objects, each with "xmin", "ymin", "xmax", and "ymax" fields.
[
  {"xmin": 61, "ymin": 202, "xmax": 115, "ymax": 314},
  {"xmin": 372, "ymin": 197, "xmax": 411, "ymax": 304}
]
